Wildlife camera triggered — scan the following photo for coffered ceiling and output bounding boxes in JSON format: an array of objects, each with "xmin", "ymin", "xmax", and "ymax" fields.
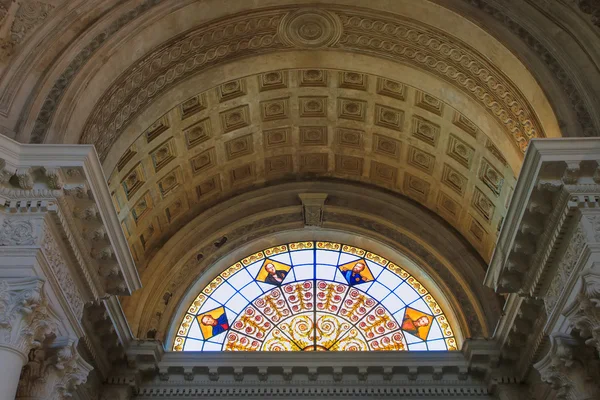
[{"xmin": 108, "ymin": 69, "xmax": 516, "ymax": 266}]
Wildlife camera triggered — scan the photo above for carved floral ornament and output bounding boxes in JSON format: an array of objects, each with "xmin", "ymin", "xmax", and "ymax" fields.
[{"xmin": 80, "ymin": 6, "xmax": 544, "ymax": 161}]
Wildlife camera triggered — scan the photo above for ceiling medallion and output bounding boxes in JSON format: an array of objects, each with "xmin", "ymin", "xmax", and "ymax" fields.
[{"xmin": 279, "ymin": 9, "xmax": 342, "ymax": 48}]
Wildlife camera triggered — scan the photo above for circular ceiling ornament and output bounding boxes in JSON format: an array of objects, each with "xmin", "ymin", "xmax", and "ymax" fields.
[{"xmin": 279, "ymin": 9, "xmax": 342, "ymax": 48}]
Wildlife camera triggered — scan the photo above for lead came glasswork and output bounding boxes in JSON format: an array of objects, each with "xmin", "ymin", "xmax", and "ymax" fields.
[{"xmin": 173, "ymin": 241, "xmax": 456, "ymax": 351}]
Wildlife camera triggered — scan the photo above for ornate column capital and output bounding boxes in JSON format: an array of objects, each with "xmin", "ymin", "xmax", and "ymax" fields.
[
  {"xmin": 534, "ymin": 334, "xmax": 600, "ymax": 400},
  {"xmin": 565, "ymin": 273, "xmax": 600, "ymax": 357},
  {"xmin": 0, "ymin": 278, "xmax": 55, "ymax": 358},
  {"xmin": 17, "ymin": 338, "xmax": 93, "ymax": 400}
]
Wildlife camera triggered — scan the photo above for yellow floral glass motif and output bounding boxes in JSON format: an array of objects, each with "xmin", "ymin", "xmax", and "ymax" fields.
[{"xmin": 173, "ymin": 241, "xmax": 456, "ymax": 351}]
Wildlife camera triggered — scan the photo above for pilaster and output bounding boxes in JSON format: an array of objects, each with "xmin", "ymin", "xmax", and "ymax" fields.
[{"xmin": 0, "ymin": 135, "xmax": 141, "ymax": 398}]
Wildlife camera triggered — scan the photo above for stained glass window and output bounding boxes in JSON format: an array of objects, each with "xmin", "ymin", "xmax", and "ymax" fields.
[{"xmin": 173, "ymin": 241, "xmax": 457, "ymax": 351}]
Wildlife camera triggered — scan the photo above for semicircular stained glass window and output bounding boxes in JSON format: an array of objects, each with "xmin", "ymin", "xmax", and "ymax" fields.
[{"xmin": 173, "ymin": 241, "xmax": 457, "ymax": 352}]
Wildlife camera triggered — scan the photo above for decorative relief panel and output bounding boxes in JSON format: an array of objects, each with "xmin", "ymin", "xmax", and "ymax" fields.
[
  {"xmin": 264, "ymin": 127, "xmax": 291, "ymax": 149},
  {"xmin": 299, "ymin": 69, "xmax": 328, "ymax": 87},
  {"xmin": 116, "ymin": 147, "xmax": 137, "ymax": 172},
  {"xmin": 195, "ymin": 175, "xmax": 221, "ymax": 200},
  {"xmin": 157, "ymin": 167, "xmax": 182, "ymax": 198},
  {"xmin": 411, "ymin": 116, "xmax": 440, "ymax": 148},
  {"xmin": 225, "ymin": 134, "xmax": 254, "ymax": 160},
  {"xmin": 299, "ymin": 126, "xmax": 328, "ymax": 146},
  {"xmin": 190, "ymin": 148, "xmax": 217, "ymax": 175},
  {"xmin": 150, "ymin": 138, "xmax": 176, "ymax": 172},
  {"xmin": 184, "ymin": 118, "xmax": 212, "ymax": 149},
  {"xmin": 479, "ymin": 159, "xmax": 504, "ymax": 196},
  {"xmin": 230, "ymin": 163, "xmax": 256, "ymax": 186},
  {"xmin": 453, "ymin": 112, "xmax": 478, "ymax": 138},
  {"xmin": 335, "ymin": 155, "xmax": 363, "ymax": 176},
  {"xmin": 265, "ymin": 154, "xmax": 293, "ymax": 176},
  {"xmin": 218, "ymin": 79, "xmax": 247, "ymax": 102},
  {"xmin": 407, "ymin": 146, "xmax": 435, "ymax": 175},
  {"xmin": 299, "ymin": 97, "xmax": 327, "ymax": 118},
  {"xmin": 336, "ymin": 128, "xmax": 363, "ymax": 149},
  {"xmin": 441, "ymin": 164, "xmax": 467, "ymax": 197},
  {"xmin": 165, "ymin": 196, "xmax": 188, "ymax": 223},
  {"xmin": 447, "ymin": 134, "xmax": 475, "ymax": 169},
  {"xmin": 121, "ymin": 163, "xmax": 145, "ymax": 200},
  {"xmin": 260, "ymin": 97, "xmax": 290, "ymax": 121},
  {"xmin": 338, "ymin": 98, "xmax": 366, "ymax": 121},
  {"xmin": 415, "ymin": 91, "xmax": 444, "ymax": 116},
  {"xmin": 472, "ymin": 187, "xmax": 495, "ymax": 222},
  {"xmin": 374, "ymin": 104, "xmax": 404, "ymax": 132},
  {"xmin": 370, "ymin": 161, "xmax": 397, "ymax": 185},
  {"xmin": 180, "ymin": 93, "xmax": 207, "ymax": 119},
  {"xmin": 300, "ymin": 153, "xmax": 328, "ymax": 173},
  {"xmin": 131, "ymin": 192, "xmax": 153, "ymax": 224},
  {"xmin": 437, "ymin": 191, "xmax": 461, "ymax": 221},
  {"xmin": 339, "ymin": 71, "xmax": 367, "ymax": 91},
  {"xmin": 258, "ymin": 71, "xmax": 288, "ymax": 91},
  {"xmin": 373, "ymin": 134, "xmax": 401, "ymax": 160},
  {"xmin": 404, "ymin": 173, "xmax": 430, "ymax": 202},
  {"xmin": 145, "ymin": 116, "xmax": 170, "ymax": 143},
  {"xmin": 376, "ymin": 78, "xmax": 406, "ymax": 101},
  {"xmin": 220, "ymin": 105, "xmax": 250, "ymax": 133}
]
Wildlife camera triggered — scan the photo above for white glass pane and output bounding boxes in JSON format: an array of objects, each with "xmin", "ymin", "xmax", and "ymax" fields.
[
  {"xmin": 246, "ymin": 260, "xmax": 265, "ymax": 279},
  {"xmin": 316, "ymin": 250, "xmax": 339, "ymax": 265},
  {"xmin": 378, "ymin": 269, "xmax": 403, "ymax": 291},
  {"xmin": 393, "ymin": 308, "xmax": 407, "ymax": 325},
  {"xmin": 290, "ymin": 250, "xmax": 314, "ymax": 265},
  {"xmin": 198, "ymin": 298, "xmax": 222, "ymax": 314},
  {"xmin": 365, "ymin": 260, "xmax": 384, "ymax": 279},
  {"xmin": 408, "ymin": 342, "xmax": 428, "ymax": 351},
  {"xmin": 187, "ymin": 319, "xmax": 203, "ymax": 340},
  {"xmin": 338, "ymin": 253, "xmax": 360, "ymax": 265},
  {"xmin": 269, "ymin": 252, "xmax": 292, "ymax": 265},
  {"xmin": 227, "ymin": 269, "xmax": 253, "ymax": 290},
  {"xmin": 183, "ymin": 338, "xmax": 204, "ymax": 351},
  {"xmin": 395, "ymin": 282, "xmax": 419, "ymax": 305},
  {"xmin": 207, "ymin": 330, "xmax": 228, "ymax": 344},
  {"xmin": 426, "ymin": 320, "xmax": 443, "ymax": 341},
  {"xmin": 225, "ymin": 292, "xmax": 248, "ymax": 314},
  {"xmin": 316, "ymin": 265, "xmax": 336, "ymax": 281},
  {"xmin": 211, "ymin": 282, "xmax": 236, "ymax": 304},
  {"xmin": 354, "ymin": 281, "xmax": 373, "ymax": 293},
  {"xmin": 257, "ymin": 281, "xmax": 277, "ymax": 292},
  {"xmin": 381, "ymin": 293, "xmax": 405, "ymax": 315},
  {"xmin": 426, "ymin": 339, "xmax": 447, "ymax": 351},
  {"xmin": 203, "ymin": 341, "xmax": 223, "ymax": 351},
  {"xmin": 404, "ymin": 332, "xmax": 423, "ymax": 344},
  {"xmin": 333, "ymin": 268, "xmax": 347, "ymax": 284},
  {"xmin": 293, "ymin": 265, "xmax": 313, "ymax": 281},
  {"xmin": 366, "ymin": 281, "xmax": 391, "ymax": 302},
  {"xmin": 282, "ymin": 269, "xmax": 296, "ymax": 284},
  {"xmin": 408, "ymin": 298, "xmax": 431, "ymax": 315},
  {"xmin": 240, "ymin": 282, "xmax": 263, "ymax": 302}
]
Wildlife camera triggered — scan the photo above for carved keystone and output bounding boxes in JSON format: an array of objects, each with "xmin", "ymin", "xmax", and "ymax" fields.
[{"xmin": 298, "ymin": 193, "xmax": 328, "ymax": 227}]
